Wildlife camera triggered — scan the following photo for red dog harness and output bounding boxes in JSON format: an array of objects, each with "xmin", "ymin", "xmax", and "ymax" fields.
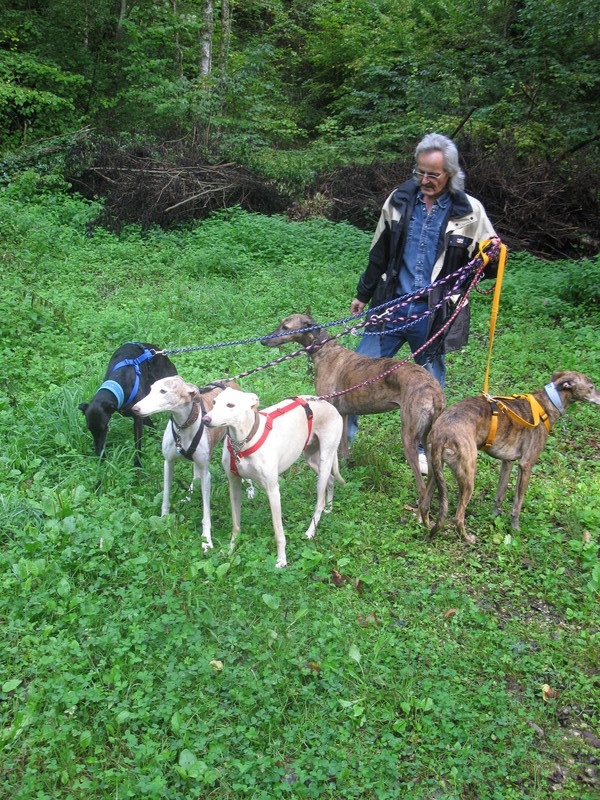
[{"xmin": 227, "ymin": 397, "xmax": 314, "ymax": 476}]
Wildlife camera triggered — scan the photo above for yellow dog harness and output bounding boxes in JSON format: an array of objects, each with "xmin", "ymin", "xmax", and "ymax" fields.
[{"xmin": 481, "ymin": 392, "xmax": 551, "ymax": 451}]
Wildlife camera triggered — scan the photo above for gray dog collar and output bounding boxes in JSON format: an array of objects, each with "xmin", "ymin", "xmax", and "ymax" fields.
[{"xmin": 544, "ymin": 382, "xmax": 565, "ymax": 415}]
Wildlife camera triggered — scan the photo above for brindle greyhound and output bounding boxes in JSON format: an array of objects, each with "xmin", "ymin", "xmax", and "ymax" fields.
[
  {"xmin": 132, "ymin": 376, "xmax": 240, "ymax": 552},
  {"xmin": 420, "ymin": 371, "xmax": 600, "ymax": 543},
  {"xmin": 262, "ymin": 313, "xmax": 445, "ymax": 501}
]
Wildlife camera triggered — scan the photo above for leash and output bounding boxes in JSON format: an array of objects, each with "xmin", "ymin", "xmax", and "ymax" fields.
[
  {"xmin": 481, "ymin": 242, "xmax": 508, "ymax": 395},
  {"xmin": 476, "ymin": 241, "xmax": 554, "ymax": 449},
  {"xmin": 228, "ymin": 397, "xmax": 313, "ymax": 476},
  {"xmin": 151, "ymin": 252, "xmax": 496, "ymax": 360},
  {"xmin": 317, "ymin": 244, "xmax": 500, "ymax": 402},
  {"xmin": 107, "ymin": 245, "xmax": 501, "ymax": 403},
  {"xmin": 97, "ymin": 343, "xmax": 154, "ymax": 409},
  {"xmin": 221, "ymin": 254, "xmax": 500, "ymax": 384}
]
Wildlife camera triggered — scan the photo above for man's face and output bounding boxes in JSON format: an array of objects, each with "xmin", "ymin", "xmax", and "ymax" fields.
[{"xmin": 415, "ymin": 150, "xmax": 449, "ymax": 202}]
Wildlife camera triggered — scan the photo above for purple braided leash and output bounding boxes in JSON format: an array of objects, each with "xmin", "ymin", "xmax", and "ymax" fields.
[
  {"xmin": 156, "ymin": 243, "xmax": 499, "ymax": 357},
  {"xmin": 158, "ymin": 240, "xmax": 501, "ymax": 387},
  {"xmin": 316, "ymin": 250, "xmax": 495, "ymax": 401},
  {"xmin": 225, "ymin": 243, "xmax": 501, "ymax": 382}
]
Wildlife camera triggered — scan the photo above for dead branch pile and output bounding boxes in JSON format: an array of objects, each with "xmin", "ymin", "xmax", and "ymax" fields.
[
  {"xmin": 66, "ymin": 137, "xmax": 599, "ymax": 258},
  {"xmin": 67, "ymin": 140, "xmax": 291, "ymax": 231},
  {"xmin": 311, "ymin": 143, "xmax": 600, "ymax": 259},
  {"xmin": 464, "ymin": 142, "xmax": 600, "ymax": 258}
]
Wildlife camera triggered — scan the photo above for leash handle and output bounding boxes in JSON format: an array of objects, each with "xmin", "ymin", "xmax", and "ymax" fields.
[{"xmin": 481, "ymin": 241, "xmax": 508, "ymax": 395}]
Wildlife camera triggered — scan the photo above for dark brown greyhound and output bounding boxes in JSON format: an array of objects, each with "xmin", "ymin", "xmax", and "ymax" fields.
[
  {"xmin": 420, "ymin": 371, "xmax": 600, "ymax": 543},
  {"xmin": 262, "ymin": 312, "xmax": 446, "ymax": 500}
]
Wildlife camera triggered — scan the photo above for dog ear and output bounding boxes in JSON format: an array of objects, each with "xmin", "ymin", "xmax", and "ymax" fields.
[
  {"xmin": 249, "ymin": 393, "xmax": 259, "ymax": 410},
  {"xmin": 78, "ymin": 402, "xmax": 89, "ymax": 414},
  {"xmin": 555, "ymin": 376, "xmax": 575, "ymax": 391},
  {"xmin": 184, "ymin": 381, "xmax": 198, "ymax": 396}
]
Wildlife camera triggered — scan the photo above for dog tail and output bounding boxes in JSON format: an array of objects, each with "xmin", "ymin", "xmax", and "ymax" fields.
[
  {"xmin": 430, "ymin": 441, "xmax": 449, "ymax": 534},
  {"xmin": 332, "ymin": 452, "xmax": 346, "ymax": 486}
]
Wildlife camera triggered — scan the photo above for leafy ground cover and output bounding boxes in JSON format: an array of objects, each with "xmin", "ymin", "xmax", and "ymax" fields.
[{"xmin": 1, "ymin": 181, "xmax": 599, "ymax": 799}]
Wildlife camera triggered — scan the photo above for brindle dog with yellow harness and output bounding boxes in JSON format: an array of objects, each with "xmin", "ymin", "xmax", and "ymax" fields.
[{"xmin": 420, "ymin": 371, "xmax": 600, "ymax": 544}]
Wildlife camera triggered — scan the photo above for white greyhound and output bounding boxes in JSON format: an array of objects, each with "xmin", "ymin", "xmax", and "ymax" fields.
[
  {"xmin": 132, "ymin": 376, "xmax": 235, "ymax": 552},
  {"xmin": 202, "ymin": 387, "xmax": 345, "ymax": 568}
]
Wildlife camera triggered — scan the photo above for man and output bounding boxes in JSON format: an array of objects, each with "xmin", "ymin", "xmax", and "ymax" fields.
[{"xmin": 348, "ymin": 133, "xmax": 498, "ymax": 472}]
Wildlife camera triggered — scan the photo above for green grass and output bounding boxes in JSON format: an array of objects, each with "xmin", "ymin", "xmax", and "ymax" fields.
[{"xmin": 1, "ymin": 181, "xmax": 599, "ymax": 799}]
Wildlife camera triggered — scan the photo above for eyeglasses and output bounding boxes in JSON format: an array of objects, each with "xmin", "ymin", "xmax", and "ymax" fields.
[{"xmin": 412, "ymin": 168, "xmax": 445, "ymax": 181}]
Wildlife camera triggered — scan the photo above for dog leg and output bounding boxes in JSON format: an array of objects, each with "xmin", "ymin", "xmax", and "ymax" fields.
[
  {"xmin": 193, "ymin": 461, "xmax": 213, "ymax": 551},
  {"xmin": 133, "ymin": 415, "xmax": 144, "ymax": 468},
  {"xmin": 307, "ymin": 476, "xmax": 329, "ymax": 538},
  {"xmin": 420, "ymin": 469, "xmax": 436, "ymax": 529},
  {"xmin": 162, "ymin": 458, "xmax": 175, "ymax": 516},
  {"xmin": 306, "ymin": 439, "xmax": 344, "ymax": 515},
  {"xmin": 227, "ymin": 473, "xmax": 243, "ymax": 555},
  {"xmin": 510, "ymin": 461, "xmax": 534, "ymax": 530},
  {"xmin": 401, "ymin": 424, "xmax": 425, "ymax": 502},
  {"xmin": 264, "ymin": 480, "xmax": 287, "ymax": 568},
  {"xmin": 304, "ymin": 452, "xmax": 332, "ymax": 539},
  {"xmin": 493, "ymin": 459, "xmax": 515, "ymax": 518},
  {"xmin": 340, "ymin": 416, "xmax": 349, "ymax": 460},
  {"xmin": 443, "ymin": 440, "xmax": 477, "ymax": 545},
  {"xmin": 453, "ymin": 457, "xmax": 477, "ymax": 545}
]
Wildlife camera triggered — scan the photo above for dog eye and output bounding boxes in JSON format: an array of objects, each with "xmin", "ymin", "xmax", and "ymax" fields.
[
  {"xmin": 160, "ymin": 389, "xmax": 166, "ymax": 394},
  {"xmin": 226, "ymin": 403, "xmax": 235, "ymax": 408}
]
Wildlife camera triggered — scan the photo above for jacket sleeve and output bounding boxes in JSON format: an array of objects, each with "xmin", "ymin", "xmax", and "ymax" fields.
[
  {"xmin": 355, "ymin": 192, "xmax": 395, "ymax": 303},
  {"xmin": 470, "ymin": 199, "xmax": 498, "ymax": 279}
]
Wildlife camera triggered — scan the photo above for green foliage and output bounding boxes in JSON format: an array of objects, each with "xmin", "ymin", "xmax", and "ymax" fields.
[
  {"xmin": 1, "ymin": 0, "xmax": 599, "ymax": 169},
  {"xmin": 0, "ymin": 51, "xmax": 85, "ymax": 145},
  {"xmin": 1, "ymin": 191, "xmax": 599, "ymax": 797},
  {"xmin": 552, "ymin": 256, "xmax": 600, "ymax": 309}
]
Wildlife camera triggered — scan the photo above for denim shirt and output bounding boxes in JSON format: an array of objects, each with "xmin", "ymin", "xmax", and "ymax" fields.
[{"xmin": 397, "ymin": 191, "xmax": 451, "ymax": 297}]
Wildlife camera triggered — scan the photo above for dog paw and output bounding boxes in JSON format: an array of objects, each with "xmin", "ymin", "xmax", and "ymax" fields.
[
  {"xmin": 201, "ymin": 539, "xmax": 213, "ymax": 552},
  {"xmin": 275, "ymin": 559, "xmax": 288, "ymax": 569},
  {"xmin": 324, "ymin": 503, "xmax": 333, "ymax": 514},
  {"xmin": 463, "ymin": 533, "xmax": 477, "ymax": 545}
]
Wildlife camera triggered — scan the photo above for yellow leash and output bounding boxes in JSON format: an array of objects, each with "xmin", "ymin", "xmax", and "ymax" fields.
[
  {"xmin": 481, "ymin": 240, "xmax": 508, "ymax": 396},
  {"xmin": 476, "ymin": 241, "xmax": 551, "ymax": 450}
]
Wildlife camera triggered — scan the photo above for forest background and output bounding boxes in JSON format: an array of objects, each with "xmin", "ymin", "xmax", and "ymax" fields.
[{"xmin": 1, "ymin": 0, "xmax": 599, "ymax": 254}]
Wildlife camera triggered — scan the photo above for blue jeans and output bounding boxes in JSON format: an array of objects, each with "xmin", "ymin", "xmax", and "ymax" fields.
[{"xmin": 347, "ymin": 302, "xmax": 445, "ymax": 445}]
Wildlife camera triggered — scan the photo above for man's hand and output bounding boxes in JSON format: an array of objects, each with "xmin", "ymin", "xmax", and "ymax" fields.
[{"xmin": 350, "ymin": 298, "xmax": 366, "ymax": 315}]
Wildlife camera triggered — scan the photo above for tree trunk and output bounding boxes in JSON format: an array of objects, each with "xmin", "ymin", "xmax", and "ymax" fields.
[
  {"xmin": 200, "ymin": 0, "xmax": 213, "ymax": 76},
  {"xmin": 116, "ymin": 0, "xmax": 128, "ymax": 38},
  {"xmin": 219, "ymin": 0, "xmax": 232, "ymax": 87}
]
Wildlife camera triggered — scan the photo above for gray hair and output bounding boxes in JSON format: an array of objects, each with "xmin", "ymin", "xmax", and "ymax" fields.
[{"xmin": 414, "ymin": 133, "xmax": 465, "ymax": 193}]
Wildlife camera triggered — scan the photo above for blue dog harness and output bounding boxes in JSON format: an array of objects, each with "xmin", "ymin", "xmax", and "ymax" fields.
[{"xmin": 97, "ymin": 344, "xmax": 154, "ymax": 410}]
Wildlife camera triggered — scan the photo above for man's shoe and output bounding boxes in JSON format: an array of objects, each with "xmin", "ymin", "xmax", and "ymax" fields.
[{"xmin": 418, "ymin": 452, "xmax": 428, "ymax": 475}]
